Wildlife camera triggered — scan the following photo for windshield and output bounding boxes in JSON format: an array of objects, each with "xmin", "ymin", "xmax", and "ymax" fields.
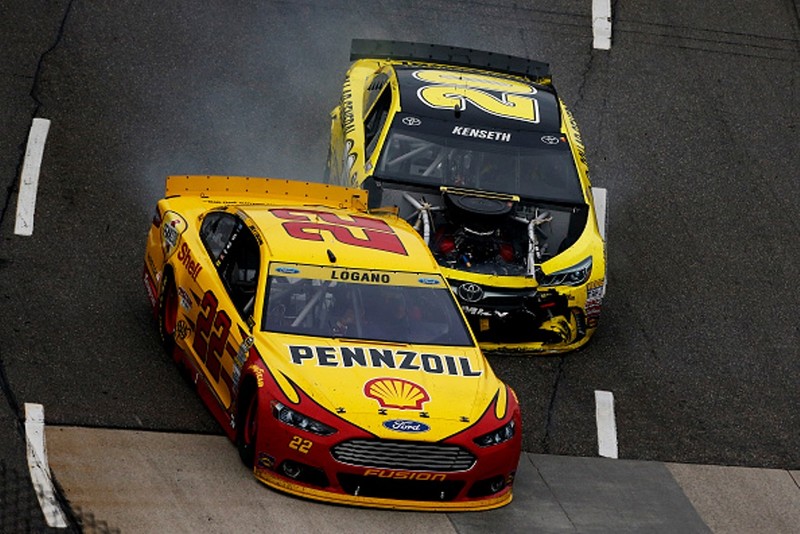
[
  {"xmin": 375, "ymin": 115, "xmax": 584, "ymax": 203},
  {"xmin": 262, "ymin": 263, "xmax": 474, "ymax": 346}
]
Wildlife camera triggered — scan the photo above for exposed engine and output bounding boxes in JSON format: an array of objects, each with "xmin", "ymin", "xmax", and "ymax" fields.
[{"xmin": 375, "ymin": 184, "xmax": 583, "ymax": 280}]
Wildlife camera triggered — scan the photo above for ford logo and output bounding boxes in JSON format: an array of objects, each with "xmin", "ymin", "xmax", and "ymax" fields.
[
  {"xmin": 417, "ymin": 277, "xmax": 440, "ymax": 285},
  {"xmin": 276, "ymin": 267, "xmax": 300, "ymax": 274},
  {"xmin": 383, "ymin": 419, "xmax": 430, "ymax": 433}
]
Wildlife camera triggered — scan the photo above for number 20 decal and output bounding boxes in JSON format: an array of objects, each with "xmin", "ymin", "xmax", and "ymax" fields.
[
  {"xmin": 271, "ymin": 208, "xmax": 408, "ymax": 255},
  {"xmin": 414, "ymin": 69, "xmax": 540, "ymax": 124}
]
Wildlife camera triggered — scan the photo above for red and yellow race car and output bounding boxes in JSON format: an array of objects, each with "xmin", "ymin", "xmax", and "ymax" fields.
[
  {"xmin": 143, "ymin": 176, "xmax": 521, "ymax": 511},
  {"xmin": 327, "ymin": 40, "xmax": 608, "ymax": 353}
]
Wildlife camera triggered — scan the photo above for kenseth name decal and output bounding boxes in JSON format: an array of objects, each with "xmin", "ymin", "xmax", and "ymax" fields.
[
  {"xmin": 289, "ymin": 345, "xmax": 482, "ymax": 377},
  {"xmin": 451, "ymin": 126, "xmax": 511, "ymax": 143}
]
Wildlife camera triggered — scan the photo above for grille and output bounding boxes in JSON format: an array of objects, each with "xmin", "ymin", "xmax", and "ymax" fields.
[{"xmin": 331, "ymin": 439, "xmax": 476, "ymax": 471}]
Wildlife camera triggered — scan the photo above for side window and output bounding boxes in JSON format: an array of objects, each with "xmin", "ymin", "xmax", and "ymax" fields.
[
  {"xmin": 364, "ymin": 86, "xmax": 392, "ymax": 160},
  {"xmin": 219, "ymin": 224, "xmax": 260, "ymax": 320},
  {"xmin": 200, "ymin": 212, "xmax": 239, "ymax": 264},
  {"xmin": 200, "ymin": 212, "xmax": 260, "ymax": 320}
]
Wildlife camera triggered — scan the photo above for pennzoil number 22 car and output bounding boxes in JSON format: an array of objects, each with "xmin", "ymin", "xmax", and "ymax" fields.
[
  {"xmin": 143, "ymin": 176, "xmax": 521, "ymax": 511},
  {"xmin": 327, "ymin": 40, "xmax": 608, "ymax": 353}
]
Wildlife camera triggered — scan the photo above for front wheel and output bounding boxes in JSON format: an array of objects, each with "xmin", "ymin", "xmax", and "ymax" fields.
[{"xmin": 236, "ymin": 388, "xmax": 259, "ymax": 468}]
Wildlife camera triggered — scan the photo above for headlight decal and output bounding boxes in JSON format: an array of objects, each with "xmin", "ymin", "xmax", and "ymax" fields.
[
  {"xmin": 539, "ymin": 256, "xmax": 592, "ymax": 287},
  {"xmin": 272, "ymin": 401, "xmax": 337, "ymax": 436},
  {"xmin": 473, "ymin": 419, "xmax": 516, "ymax": 448}
]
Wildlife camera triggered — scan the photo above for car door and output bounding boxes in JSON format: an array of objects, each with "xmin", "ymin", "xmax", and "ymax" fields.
[{"xmin": 188, "ymin": 210, "xmax": 262, "ymax": 410}]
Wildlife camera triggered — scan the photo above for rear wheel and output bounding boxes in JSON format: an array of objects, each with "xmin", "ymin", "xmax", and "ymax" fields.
[
  {"xmin": 236, "ymin": 387, "xmax": 259, "ymax": 468},
  {"xmin": 157, "ymin": 271, "xmax": 178, "ymax": 356}
]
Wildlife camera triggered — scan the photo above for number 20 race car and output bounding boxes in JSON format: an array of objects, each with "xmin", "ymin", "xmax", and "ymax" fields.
[
  {"xmin": 327, "ymin": 40, "xmax": 608, "ymax": 353},
  {"xmin": 143, "ymin": 176, "xmax": 521, "ymax": 511}
]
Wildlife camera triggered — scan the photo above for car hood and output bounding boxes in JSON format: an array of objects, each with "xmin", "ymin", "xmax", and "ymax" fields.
[{"xmin": 254, "ymin": 333, "xmax": 505, "ymax": 440}]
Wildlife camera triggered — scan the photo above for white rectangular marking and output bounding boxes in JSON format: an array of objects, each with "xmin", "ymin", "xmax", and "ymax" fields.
[
  {"xmin": 25, "ymin": 402, "xmax": 69, "ymax": 528},
  {"xmin": 595, "ymin": 390, "xmax": 618, "ymax": 458},
  {"xmin": 14, "ymin": 118, "xmax": 51, "ymax": 236},
  {"xmin": 591, "ymin": 187, "xmax": 607, "ymax": 240},
  {"xmin": 592, "ymin": 0, "xmax": 612, "ymax": 50}
]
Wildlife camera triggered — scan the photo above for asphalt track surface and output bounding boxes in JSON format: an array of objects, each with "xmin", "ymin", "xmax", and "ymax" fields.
[{"xmin": 1, "ymin": 1, "xmax": 799, "ymax": 532}]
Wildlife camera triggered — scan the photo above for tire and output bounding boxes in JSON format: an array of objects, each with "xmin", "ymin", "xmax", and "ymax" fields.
[
  {"xmin": 236, "ymin": 386, "xmax": 259, "ymax": 468},
  {"xmin": 157, "ymin": 271, "xmax": 178, "ymax": 356}
]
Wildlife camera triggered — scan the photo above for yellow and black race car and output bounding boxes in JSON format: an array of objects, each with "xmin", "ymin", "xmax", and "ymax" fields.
[
  {"xmin": 327, "ymin": 39, "xmax": 607, "ymax": 353},
  {"xmin": 144, "ymin": 176, "xmax": 521, "ymax": 510}
]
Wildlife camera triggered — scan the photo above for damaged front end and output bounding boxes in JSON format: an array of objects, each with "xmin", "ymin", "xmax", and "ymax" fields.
[{"xmin": 366, "ymin": 178, "xmax": 602, "ymax": 352}]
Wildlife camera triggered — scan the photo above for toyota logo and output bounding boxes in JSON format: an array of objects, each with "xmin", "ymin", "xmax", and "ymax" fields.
[
  {"xmin": 457, "ymin": 283, "xmax": 484, "ymax": 303},
  {"xmin": 402, "ymin": 116, "xmax": 422, "ymax": 126},
  {"xmin": 540, "ymin": 135, "xmax": 560, "ymax": 145}
]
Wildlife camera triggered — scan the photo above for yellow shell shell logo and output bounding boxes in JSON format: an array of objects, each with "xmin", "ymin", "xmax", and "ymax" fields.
[{"xmin": 364, "ymin": 378, "xmax": 430, "ymax": 410}]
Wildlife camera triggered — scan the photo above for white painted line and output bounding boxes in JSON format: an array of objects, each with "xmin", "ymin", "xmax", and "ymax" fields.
[
  {"xmin": 25, "ymin": 403, "xmax": 69, "ymax": 528},
  {"xmin": 592, "ymin": 0, "xmax": 612, "ymax": 50},
  {"xmin": 14, "ymin": 118, "xmax": 51, "ymax": 236},
  {"xmin": 595, "ymin": 390, "xmax": 618, "ymax": 458},
  {"xmin": 592, "ymin": 187, "xmax": 608, "ymax": 240}
]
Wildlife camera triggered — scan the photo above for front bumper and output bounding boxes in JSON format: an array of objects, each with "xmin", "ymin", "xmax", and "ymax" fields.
[
  {"xmin": 450, "ymin": 278, "xmax": 605, "ymax": 354},
  {"xmin": 252, "ymin": 423, "xmax": 520, "ymax": 511}
]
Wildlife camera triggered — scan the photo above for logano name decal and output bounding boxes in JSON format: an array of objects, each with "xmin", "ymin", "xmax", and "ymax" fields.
[
  {"xmin": 288, "ymin": 345, "xmax": 482, "ymax": 377},
  {"xmin": 270, "ymin": 209, "xmax": 408, "ymax": 255}
]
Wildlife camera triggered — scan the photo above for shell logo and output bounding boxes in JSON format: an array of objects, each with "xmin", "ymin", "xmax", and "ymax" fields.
[{"xmin": 364, "ymin": 378, "xmax": 430, "ymax": 410}]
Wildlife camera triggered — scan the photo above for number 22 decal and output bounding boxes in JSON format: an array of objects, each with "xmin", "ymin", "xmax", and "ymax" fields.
[
  {"xmin": 193, "ymin": 290, "xmax": 232, "ymax": 382},
  {"xmin": 289, "ymin": 436, "xmax": 313, "ymax": 454},
  {"xmin": 271, "ymin": 208, "xmax": 408, "ymax": 255}
]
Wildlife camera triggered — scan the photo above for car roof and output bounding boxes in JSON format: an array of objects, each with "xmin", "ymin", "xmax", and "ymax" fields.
[
  {"xmin": 391, "ymin": 65, "xmax": 562, "ymax": 132},
  {"xmin": 238, "ymin": 204, "xmax": 441, "ymax": 273}
]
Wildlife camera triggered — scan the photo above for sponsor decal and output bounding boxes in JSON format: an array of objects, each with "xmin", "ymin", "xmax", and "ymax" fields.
[
  {"xmin": 365, "ymin": 378, "xmax": 430, "ymax": 410},
  {"xmin": 457, "ymin": 283, "xmax": 484, "ymax": 303},
  {"xmin": 176, "ymin": 242, "xmax": 203, "ymax": 281},
  {"xmin": 231, "ymin": 336, "xmax": 254, "ymax": 391},
  {"xmin": 176, "ymin": 320, "xmax": 190, "ymax": 340},
  {"xmin": 257, "ymin": 453, "xmax": 275, "ymax": 470},
  {"xmin": 564, "ymin": 107, "xmax": 588, "ymax": 168},
  {"xmin": 382, "ymin": 419, "xmax": 430, "ymax": 433},
  {"xmin": 540, "ymin": 135, "xmax": 561, "ymax": 145},
  {"xmin": 161, "ymin": 211, "xmax": 187, "ymax": 258},
  {"xmin": 178, "ymin": 287, "xmax": 192, "ymax": 311},
  {"xmin": 341, "ymin": 79, "xmax": 355, "ymax": 135},
  {"xmin": 402, "ymin": 116, "xmax": 421, "ymax": 126},
  {"xmin": 585, "ymin": 279, "xmax": 604, "ymax": 328},
  {"xmin": 248, "ymin": 363, "xmax": 265, "ymax": 388},
  {"xmin": 276, "ymin": 267, "xmax": 300, "ymax": 275},
  {"xmin": 363, "ymin": 468, "xmax": 446, "ymax": 482},
  {"xmin": 288, "ymin": 345, "xmax": 483, "ymax": 377},
  {"xmin": 418, "ymin": 277, "xmax": 440, "ymax": 285},
  {"xmin": 143, "ymin": 271, "xmax": 157, "ymax": 309},
  {"xmin": 462, "ymin": 306, "xmax": 509, "ymax": 318}
]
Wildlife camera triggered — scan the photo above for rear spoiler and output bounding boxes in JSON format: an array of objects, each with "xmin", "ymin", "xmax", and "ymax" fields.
[
  {"xmin": 350, "ymin": 39, "xmax": 551, "ymax": 81},
  {"xmin": 165, "ymin": 175, "xmax": 368, "ymax": 211}
]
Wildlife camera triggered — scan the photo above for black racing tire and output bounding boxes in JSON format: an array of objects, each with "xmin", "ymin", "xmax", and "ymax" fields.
[
  {"xmin": 157, "ymin": 270, "xmax": 178, "ymax": 356},
  {"xmin": 236, "ymin": 385, "xmax": 259, "ymax": 468}
]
